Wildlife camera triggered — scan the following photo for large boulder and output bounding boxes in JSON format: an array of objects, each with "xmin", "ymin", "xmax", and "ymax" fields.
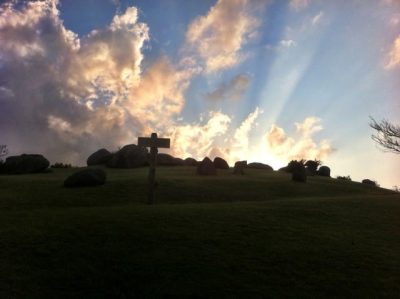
[
  {"xmin": 106, "ymin": 144, "xmax": 148, "ymax": 168},
  {"xmin": 183, "ymin": 157, "xmax": 198, "ymax": 166},
  {"xmin": 64, "ymin": 168, "xmax": 106, "ymax": 188},
  {"xmin": 197, "ymin": 157, "xmax": 216, "ymax": 175},
  {"xmin": 317, "ymin": 166, "xmax": 331, "ymax": 177},
  {"xmin": 213, "ymin": 157, "xmax": 229, "ymax": 169},
  {"xmin": 233, "ymin": 160, "xmax": 247, "ymax": 175},
  {"xmin": 4, "ymin": 154, "xmax": 49, "ymax": 174},
  {"xmin": 247, "ymin": 162, "xmax": 273, "ymax": 171},
  {"xmin": 157, "ymin": 153, "xmax": 184, "ymax": 166},
  {"xmin": 87, "ymin": 148, "xmax": 113, "ymax": 166}
]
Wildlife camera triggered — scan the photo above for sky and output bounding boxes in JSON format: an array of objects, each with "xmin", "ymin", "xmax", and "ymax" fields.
[{"xmin": 0, "ymin": 0, "xmax": 399, "ymax": 188}]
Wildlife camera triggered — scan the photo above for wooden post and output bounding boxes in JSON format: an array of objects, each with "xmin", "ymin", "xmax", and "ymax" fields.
[
  {"xmin": 138, "ymin": 133, "xmax": 170, "ymax": 205},
  {"xmin": 148, "ymin": 133, "xmax": 157, "ymax": 205}
]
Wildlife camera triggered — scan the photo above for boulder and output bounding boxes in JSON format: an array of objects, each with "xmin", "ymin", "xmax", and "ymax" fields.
[
  {"xmin": 157, "ymin": 153, "xmax": 184, "ymax": 166},
  {"xmin": 183, "ymin": 157, "xmax": 198, "ymax": 166},
  {"xmin": 4, "ymin": 154, "xmax": 49, "ymax": 174},
  {"xmin": 64, "ymin": 168, "xmax": 106, "ymax": 188},
  {"xmin": 213, "ymin": 157, "xmax": 229, "ymax": 169},
  {"xmin": 317, "ymin": 166, "xmax": 331, "ymax": 177},
  {"xmin": 106, "ymin": 144, "xmax": 148, "ymax": 168},
  {"xmin": 197, "ymin": 157, "xmax": 217, "ymax": 175},
  {"xmin": 87, "ymin": 148, "xmax": 112, "ymax": 166},
  {"xmin": 233, "ymin": 160, "xmax": 247, "ymax": 175},
  {"xmin": 247, "ymin": 162, "xmax": 273, "ymax": 171}
]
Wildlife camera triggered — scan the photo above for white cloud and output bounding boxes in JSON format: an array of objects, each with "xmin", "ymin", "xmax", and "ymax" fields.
[
  {"xmin": 280, "ymin": 39, "xmax": 297, "ymax": 48},
  {"xmin": 385, "ymin": 35, "xmax": 400, "ymax": 70},
  {"xmin": 185, "ymin": 0, "xmax": 260, "ymax": 73},
  {"xmin": 311, "ymin": 11, "xmax": 324, "ymax": 25}
]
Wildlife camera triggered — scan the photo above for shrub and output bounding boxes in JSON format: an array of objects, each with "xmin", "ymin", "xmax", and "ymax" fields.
[
  {"xmin": 337, "ymin": 175, "xmax": 352, "ymax": 181},
  {"xmin": 289, "ymin": 160, "xmax": 307, "ymax": 183},
  {"xmin": 362, "ymin": 179, "xmax": 379, "ymax": 187},
  {"xmin": 305, "ymin": 159, "xmax": 321, "ymax": 175},
  {"xmin": 286, "ymin": 160, "xmax": 305, "ymax": 173},
  {"xmin": 51, "ymin": 162, "xmax": 72, "ymax": 168}
]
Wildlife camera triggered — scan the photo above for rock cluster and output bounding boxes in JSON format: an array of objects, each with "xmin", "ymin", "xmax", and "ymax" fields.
[{"xmin": 2, "ymin": 154, "xmax": 49, "ymax": 174}]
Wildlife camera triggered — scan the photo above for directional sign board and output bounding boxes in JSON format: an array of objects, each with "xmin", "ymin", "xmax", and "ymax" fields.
[{"xmin": 138, "ymin": 136, "xmax": 170, "ymax": 149}]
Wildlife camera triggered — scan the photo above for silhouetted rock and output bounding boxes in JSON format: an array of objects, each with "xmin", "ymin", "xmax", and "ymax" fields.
[
  {"xmin": 183, "ymin": 157, "xmax": 198, "ymax": 166},
  {"xmin": 87, "ymin": 148, "xmax": 112, "ymax": 166},
  {"xmin": 197, "ymin": 157, "xmax": 216, "ymax": 175},
  {"xmin": 278, "ymin": 166, "xmax": 288, "ymax": 172},
  {"xmin": 64, "ymin": 168, "xmax": 106, "ymax": 188},
  {"xmin": 106, "ymin": 144, "xmax": 148, "ymax": 168},
  {"xmin": 213, "ymin": 157, "xmax": 229, "ymax": 169},
  {"xmin": 292, "ymin": 163, "xmax": 307, "ymax": 183},
  {"xmin": 233, "ymin": 160, "xmax": 247, "ymax": 175},
  {"xmin": 362, "ymin": 179, "xmax": 378, "ymax": 187},
  {"xmin": 247, "ymin": 162, "xmax": 273, "ymax": 171},
  {"xmin": 157, "ymin": 153, "xmax": 184, "ymax": 166},
  {"xmin": 4, "ymin": 154, "xmax": 49, "ymax": 174},
  {"xmin": 317, "ymin": 166, "xmax": 331, "ymax": 177}
]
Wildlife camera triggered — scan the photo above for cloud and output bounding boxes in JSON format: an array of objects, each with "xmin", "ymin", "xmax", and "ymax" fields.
[
  {"xmin": 311, "ymin": 11, "xmax": 324, "ymax": 25},
  {"xmin": 205, "ymin": 73, "xmax": 250, "ymax": 101},
  {"xmin": 385, "ymin": 35, "xmax": 400, "ymax": 70},
  {"xmin": 280, "ymin": 39, "xmax": 297, "ymax": 48},
  {"xmin": 0, "ymin": 1, "xmax": 150, "ymax": 162},
  {"xmin": 185, "ymin": 0, "xmax": 260, "ymax": 73},
  {"xmin": 169, "ymin": 111, "xmax": 232, "ymax": 160},
  {"xmin": 295, "ymin": 116, "xmax": 322, "ymax": 137},
  {"xmin": 390, "ymin": 14, "xmax": 400, "ymax": 26},
  {"xmin": 289, "ymin": 0, "xmax": 311, "ymax": 11},
  {"xmin": 265, "ymin": 117, "xmax": 334, "ymax": 162}
]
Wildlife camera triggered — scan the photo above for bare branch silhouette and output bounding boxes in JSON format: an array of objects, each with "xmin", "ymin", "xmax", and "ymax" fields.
[{"xmin": 369, "ymin": 117, "xmax": 400, "ymax": 154}]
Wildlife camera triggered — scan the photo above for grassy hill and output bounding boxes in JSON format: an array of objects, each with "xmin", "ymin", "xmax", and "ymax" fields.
[{"xmin": 1, "ymin": 167, "xmax": 399, "ymax": 298}]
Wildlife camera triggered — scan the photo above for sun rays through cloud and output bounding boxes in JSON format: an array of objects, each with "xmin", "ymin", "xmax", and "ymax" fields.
[{"xmin": 0, "ymin": 0, "xmax": 399, "ymax": 187}]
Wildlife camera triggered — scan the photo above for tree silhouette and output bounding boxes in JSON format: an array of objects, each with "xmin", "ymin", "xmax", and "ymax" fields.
[
  {"xmin": 369, "ymin": 117, "xmax": 400, "ymax": 154},
  {"xmin": 0, "ymin": 145, "xmax": 8, "ymax": 161}
]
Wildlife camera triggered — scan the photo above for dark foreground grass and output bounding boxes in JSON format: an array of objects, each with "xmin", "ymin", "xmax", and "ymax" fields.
[{"xmin": 0, "ymin": 167, "xmax": 399, "ymax": 298}]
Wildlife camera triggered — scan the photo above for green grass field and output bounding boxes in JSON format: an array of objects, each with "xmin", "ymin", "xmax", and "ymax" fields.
[{"xmin": 1, "ymin": 166, "xmax": 399, "ymax": 298}]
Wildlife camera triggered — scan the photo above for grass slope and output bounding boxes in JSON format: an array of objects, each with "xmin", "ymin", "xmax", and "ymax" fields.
[{"xmin": 0, "ymin": 167, "xmax": 399, "ymax": 298}]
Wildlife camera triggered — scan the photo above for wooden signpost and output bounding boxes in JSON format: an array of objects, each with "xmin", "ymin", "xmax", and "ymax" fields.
[{"xmin": 138, "ymin": 133, "xmax": 170, "ymax": 205}]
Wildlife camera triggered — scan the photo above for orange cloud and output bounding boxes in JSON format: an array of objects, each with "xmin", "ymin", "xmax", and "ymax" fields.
[{"xmin": 265, "ymin": 117, "xmax": 334, "ymax": 162}]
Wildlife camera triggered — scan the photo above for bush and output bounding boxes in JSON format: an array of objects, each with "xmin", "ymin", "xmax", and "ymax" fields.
[
  {"xmin": 337, "ymin": 175, "xmax": 352, "ymax": 181},
  {"xmin": 289, "ymin": 160, "xmax": 307, "ymax": 183},
  {"xmin": 362, "ymin": 179, "xmax": 380, "ymax": 187},
  {"xmin": 51, "ymin": 162, "xmax": 72, "ymax": 168},
  {"xmin": 362, "ymin": 179, "xmax": 379, "ymax": 187},
  {"xmin": 305, "ymin": 159, "xmax": 321, "ymax": 175},
  {"xmin": 286, "ymin": 160, "xmax": 305, "ymax": 173}
]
